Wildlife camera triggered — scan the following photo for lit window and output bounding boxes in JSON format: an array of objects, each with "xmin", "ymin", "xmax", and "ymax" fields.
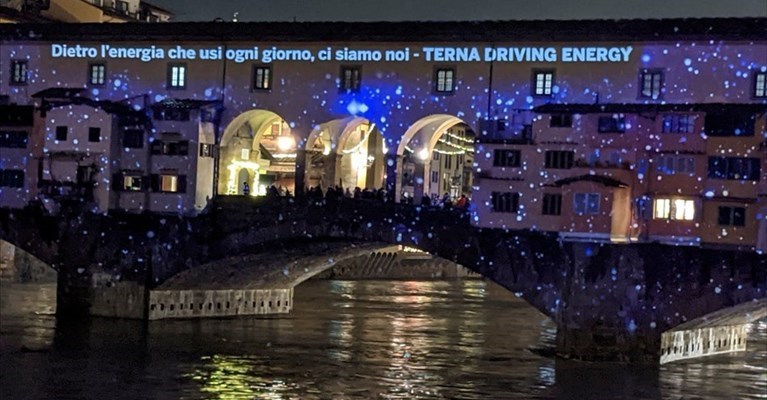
[
  {"xmin": 533, "ymin": 70, "xmax": 554, "ymax": 96},
  {"xmin": 10, "ymin": 60, "xmax": 27, "ymax": 85},
  {"xmin": 340, "ymin": 66, "xmax": 361, "ymax": 92},
  {"xmin": 123, "ymin": 175, "xmax": 143, "ymax": 191},
  {"xmin": 160, "ymin": 175, "xmax": 177, "ymax": 192},
  {"xmin": 435, "ymin": 68, "xmax": 455, "ymax": 93},
  {"xmin": 653, "ymin": 198, "xmax": 694, "ymax": 221},
  {"xmin": 573, "ymin": 193, "xmax": 600, "ymax": 215},
  {"xmin": 253, "ymin": 65, "xmax": 271, "ymax": 90},
  {"xmin": 241, "ymin": 148, "xmax": 250, "ymax": 160},
  {"xmin": 639, "ymin": 69, "xmax": 663, "ymax": 99},
  {"xmin": 167, "ymin": 63, "xmax": 186, "ymax": 89},
  {"xmin": 754, "ymin": 71, "xmax": 766, "ymax": 98},
  {"xmin": 89, "ymin": 63, "xmax": 106, "ymax": 85}
]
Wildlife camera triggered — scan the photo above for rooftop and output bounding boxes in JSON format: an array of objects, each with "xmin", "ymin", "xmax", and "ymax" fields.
[{"xmin": 0, "ymin": 17, "xmax": 764, "ymax": 41}]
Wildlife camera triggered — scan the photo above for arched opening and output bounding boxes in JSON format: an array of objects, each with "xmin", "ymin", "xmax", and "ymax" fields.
[
  {"xmin": 218, "ymin": 110, "xmax": 297, "ymax": 196},
  {"xmin": 305, "ymin": 117, "xmax": 386, "ymax": 192},
  {"xmin": 395, "ymin": 115, "xmax": 475, "ymax": 205}
]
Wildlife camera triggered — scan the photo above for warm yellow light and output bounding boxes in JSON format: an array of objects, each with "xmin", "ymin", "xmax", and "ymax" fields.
[{"xmin": 277, "ymin": 135, "xmax": 295, "ymax": 151}]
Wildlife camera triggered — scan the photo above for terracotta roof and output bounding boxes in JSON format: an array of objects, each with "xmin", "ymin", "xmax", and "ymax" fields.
[{"xmin": 0, "ymin": 17, "xmax": 764, "ymax": 42}]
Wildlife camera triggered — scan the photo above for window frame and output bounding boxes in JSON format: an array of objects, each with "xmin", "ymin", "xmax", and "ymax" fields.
[
  {"xmin": 166, "ymin": 62, "xmax": 187, "ymax": 89},
  {"xmin": 550, "ymin": 114, "xmax": 572, "ymax": 128},
  {"xmin": 434, "ymin": 66, "xmax": 456, "ymax": 94},
  {"xmin": 542, "ymin": 193, "xmax": 562, "ymax": 216},
  {"xmin": 753, "ymin": 70, "xmax": 766, "ymax": 98},
  {"xmin": 339, "ymin": 65, "xmax": 362, "ymax": 92},
  {"xmin": 493, "ymin": 149, "xmax": 521, "ymax": 167},
  {"xmin": 55, "ymin": 126, "xmax": 68, "ymax": 142},
  {"xmin": 531, "ymin": 69, "xmax": 555, "ymax": 97},
  {"xmin": 544, "ymin": 150, "xmax": 574, "ymax": 169},
  {"xmin": 252, "ymin": 64, "xmax": 272, "ymax": 91},
  {"xmin": 652, "ymin": 197, "xmax": 695, "ymax": 221},
  {"xmin": 123, "ymin": 129, "xmax": 144, "ymax": 149},
  {"xmin": 10, "ymin": 60, "xmax": 28, "ymax": 86},
  {"xmin": 573, "ymin": 192, "xmax": 600, "ymax": 215},
  {"xmin": 490, "ymin": 191, "xmax": 520, "ymax": 213},
  {"xmin": 88, "ymin": 127, "xmax": 101, "ymax": 143},
  {"xmin": 88, "ymin": 62, "xmax": 106, "ymax": 86},
  {"xmin": 598, "ymin": 115, "xmax": 626, "ymax": 134},
  {"xmin": 639, "ymin": 68, "xmax": 664, "ymax": 100},
  {"xmin": 717, "ymin": 206, "xmax": 746, "ymax": 227}
]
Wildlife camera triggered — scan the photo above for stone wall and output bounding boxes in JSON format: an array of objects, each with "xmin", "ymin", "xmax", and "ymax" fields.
[
  {"xmin": 147, "ymin": 288, "xmax": 293, "ymax": 320},
  {"xmin": 0, "ymin": 239, "xmax": 56, "ymax": 283}
]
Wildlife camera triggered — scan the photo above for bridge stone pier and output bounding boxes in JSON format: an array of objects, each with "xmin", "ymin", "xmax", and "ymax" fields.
[{"xmin": 1, "ymin": 196, "xmax": 766, "ymax": 363}]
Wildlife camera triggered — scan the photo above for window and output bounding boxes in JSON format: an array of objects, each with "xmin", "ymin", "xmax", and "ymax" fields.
[
  {"xmin": 89, "ymin": 63, "xmax": 106, "ymax": 85},
  {"xmin": 574, "ymin": 193, "xmax": 600, "ymax": 215},
  {"xmin": 550, "ymin": 114, "xmax": 572, "ymax": 128},
  {"xmin": 532, "ymin": 69, "xmax": 554, "ymax": 96},
  {"xmin": 544, "ymin": 150, "xmax": 574, "ymax": 169},
  {"xmin": 435, "ymin": 68, "xmax": 455, "ymax": 93},
  {"xmin": 116, "ymin": 0, "xmax": 129, "ymax": 11},
  {"xmin": 167, "ymin": 63, "xmax": 186, "ymax": 89},
  {"xmin": 598, "ymin": 115, "xmax": 626, "ymax": 133},
  {"xmin": 10, "ymin": 60, "xmax": 27, "ymax": 85},
  {"xmin": 754, "ymin": 71, "xmax": 766, "ymax": 98},
  {"xmin": 123, "ymin": 129, "xmax": 144, "ymax": 148},
  {"xmin": 639, "ymin": 69, "xmax": 663, "ymax": 99},
  {"xmin": 444, "ymin": 154, "xmax": 452, "ymax": 169},
  {"xmin": 431, "ymin": 170, "xmax": 439, "ymax": 183},
  {"xmin": 252, "ymin": 65, "xmax": 271, "ymax": 90},
  {"xmin": 707, "ymin": 157, "xmax": 760, "ymax": 181},
  {"xmin": 55, "ymin": 126, "xmax": 68, "ymax": 141},
  {"xmin": 493, "ymin": 149, "xmax": 521, "ymax": 167},
  {"xmin": 432, "ymin": 151, "xmax": 439, "ymax": 161},
  {"xmin": 653, "ymin": 198, "xmax": 695, "ymax": 221},
  {"xmin": 340, "ymin": 66, "xmax": 361, "ymax": 92},
  {"xmin": 491, "ymin": 192, "xmax": 519, "ymax": 213},
  {"xmin": 200, "ymin": 143, "xmax": 215, "ymax": 157},
  {"xmin": 151, "ymin": 174, "xmax": 186, "ymax": 193},
  {"xmin": 88, "ymin": 127, "xmax": 101, "ymax": 142},
  {"xmin": 241, "ymin": 148, "xmax": 250, "ymax": 160},
  {"xmin": 542, "ymin": 193, "xmax": 562, "ymax": 216},
  {"xmin": 718, "ymin": 206, "xmax": 745, "ymax": 227},
  {"xmin": 662, "ymin": 114, "xmax": 694, "ymax": 133},
  {"xmin": 123, "ymin": 175, "xmax": 144, "ymax": 191},
  {"xmin": 150, "ymin": 139, "xmax": 189, "ymax": 156},
  {"xmin": 0, "ymin": 131, "xmax": 28, "ymax": 148},
  {"xmin": 0, "ymin": 169, "xmax": 24, "ymax": 188},
  {"xmin": 656, "ymin": 155, "xmax": 695, "ymax": 175}
]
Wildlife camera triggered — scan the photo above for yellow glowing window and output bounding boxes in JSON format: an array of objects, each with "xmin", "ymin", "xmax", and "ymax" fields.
[
  {"xmin": 241, "ymin": 148, "xmax": 250, "ymax": 160},
  {"xmin": 653, "ymin": 198, "xmax": 694, "ymax": 221},
  {"xmin": 160, "ymin": 175, "xmax": 177, "ymax": 192}
]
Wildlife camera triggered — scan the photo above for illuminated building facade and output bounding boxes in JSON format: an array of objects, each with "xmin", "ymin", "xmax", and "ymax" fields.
[
  {"xmin": 0, "ymin": 19, "xmax": 765, "ymax": 249},
  {"xmin": 0, "ymin": 0, "xmax": 173, "ymax": 23}
]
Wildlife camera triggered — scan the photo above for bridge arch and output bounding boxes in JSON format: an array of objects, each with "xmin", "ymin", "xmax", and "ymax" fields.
[
  {"xmin": 218, "ymin": 109, "xmax": 297, "ymax": 196},
  {"xmin": 395, "ymin": 115, "xmax": 475, "ymax": 204},
  {"xmin": 304, "ymin": 117, "xmax": 385, "ymax": 192}
]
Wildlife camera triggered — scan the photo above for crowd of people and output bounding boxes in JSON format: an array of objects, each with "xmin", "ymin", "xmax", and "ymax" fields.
[{"xmin": 243, "ymin": 182, "xmax": 471, "ymax": 211}]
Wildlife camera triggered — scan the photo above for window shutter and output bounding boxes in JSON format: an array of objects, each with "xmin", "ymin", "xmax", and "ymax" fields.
[
  {"xmin": 177, "ymin": 175, "xmax": 187, "ymax": 193},
  {"xmin": 112, "ymin": 172, "xmax": 123, "ymax": 191},
  {"xmin": 150, "ymin": 174, "xmax": 160, "ymax": 192},
  {"xmin": 150, "ymin": 140, "xmax": 162, "ymax": 155},
  {"xmin": 178, "ymin": 140, "xmax": 189, "ymax": 156}
]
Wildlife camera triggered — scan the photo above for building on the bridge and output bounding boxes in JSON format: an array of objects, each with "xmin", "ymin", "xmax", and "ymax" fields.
[
  {"xmin": 0, "ymin": 0, "xmax": 173, "ymax": 23},
  {"xmin": 0, "ymin": 18, "xmax": 765, "ymax": 249}
]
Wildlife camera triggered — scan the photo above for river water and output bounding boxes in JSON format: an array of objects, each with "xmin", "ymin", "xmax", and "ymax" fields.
[{"xmin": 1, "ymin": 280, "xmax": 765, "ymax": 399}]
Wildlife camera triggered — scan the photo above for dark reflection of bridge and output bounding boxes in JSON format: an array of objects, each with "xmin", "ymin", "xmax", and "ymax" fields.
[{"xmin": 1, "ymin": 196, "xmax": 765, "ymax": 363}]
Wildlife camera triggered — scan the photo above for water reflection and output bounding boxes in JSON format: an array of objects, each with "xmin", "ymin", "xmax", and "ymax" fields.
[{"xmin": 1, "ymin": 281, "xmax": 766, "ymax": 399}]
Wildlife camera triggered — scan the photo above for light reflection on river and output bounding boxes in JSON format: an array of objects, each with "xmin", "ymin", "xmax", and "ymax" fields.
[{"xmin": 1, "ymin": 280, "xmax": 765, "ymax": 399}]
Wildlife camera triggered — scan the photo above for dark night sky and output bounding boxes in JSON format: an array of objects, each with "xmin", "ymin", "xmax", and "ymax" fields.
[{"xmin": 151, "ymin": 0, "xmax": 767, "ymax": 22}]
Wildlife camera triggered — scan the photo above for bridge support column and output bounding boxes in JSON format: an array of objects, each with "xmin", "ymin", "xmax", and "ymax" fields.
[
  {"xmin": 556, "ymin": 327, "xmax": 661, "ymax": 363},
  {"xmin": 660, "ymin": 324, "xmax": 748, "ymax": 364},
  {"xmin": 55, "ymin": 263, "xmax": 93, "ymax": 318}
]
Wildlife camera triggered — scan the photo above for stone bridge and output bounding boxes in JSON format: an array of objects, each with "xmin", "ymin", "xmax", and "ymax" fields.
[{"xmin": 1, "ymin": 196, "xmax": 766, "ymax": 363}]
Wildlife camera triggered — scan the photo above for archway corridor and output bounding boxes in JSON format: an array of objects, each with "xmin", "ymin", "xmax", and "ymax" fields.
[{"xmin": 218, "ymin": 109, "xmax": 297, "ymax": 197}]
